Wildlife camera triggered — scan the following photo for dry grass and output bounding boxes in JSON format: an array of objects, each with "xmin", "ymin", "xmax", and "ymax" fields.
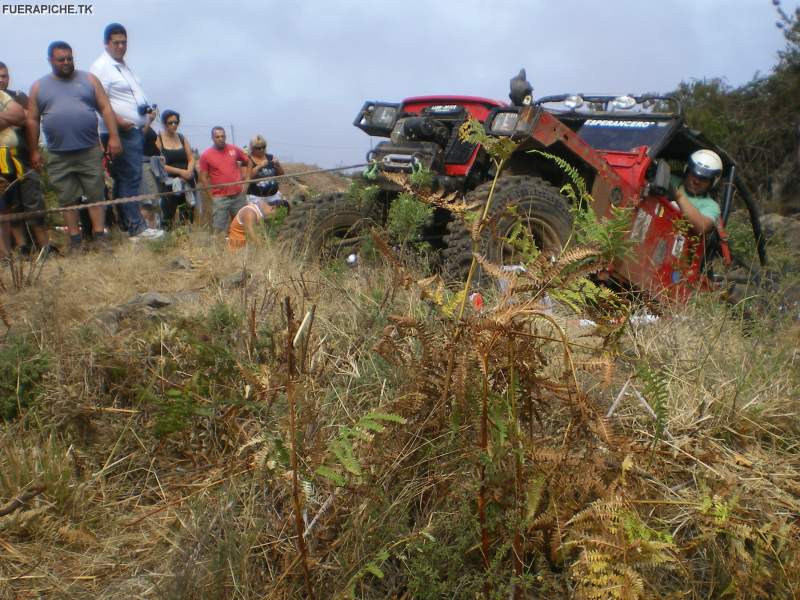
[{"xmin": 0, "ymin": 227, "xmax": 798, "ymax": 599}]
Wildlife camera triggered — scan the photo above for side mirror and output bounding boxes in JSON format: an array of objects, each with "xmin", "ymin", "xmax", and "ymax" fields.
[{"xmin": 650, "ymin": 159, "xmax": 671, "ymax": 195}]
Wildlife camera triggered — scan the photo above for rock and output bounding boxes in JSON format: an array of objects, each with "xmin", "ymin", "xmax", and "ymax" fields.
[
  {"xmin": 173, "ymin": 291, "xmax": 201, "ymax": 304},
  {"xmin": 126, "ymin": 292, "xmax": 173, "ymax": 308},
  {"xmin": 94, "ymin": 307, "xmax": 126, "ymax": 333},
  {"xmin": 782, "ymin": 283, "xmax": 800, "ymax": 312},
  {"xmin": 724, "ymin": 267, "xmax": 756, "ymax": 285},
  {"xmin": 760, "ymin": 213, "xmax": 800, "ymax": 252},
  {"xmin": 170, "ymin": 256, "xmax": 193, "ymax": 270}
]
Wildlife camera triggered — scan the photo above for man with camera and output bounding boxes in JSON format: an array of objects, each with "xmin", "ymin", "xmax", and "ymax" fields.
[{"xmin": 90, "ymin": 22, "xmax": 163, "ymax": 240}]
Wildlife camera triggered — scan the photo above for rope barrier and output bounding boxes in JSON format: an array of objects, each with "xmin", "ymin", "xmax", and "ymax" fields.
[{"xmin": 0, "ymin": 163, "xmax": 369, "ymax": 224}]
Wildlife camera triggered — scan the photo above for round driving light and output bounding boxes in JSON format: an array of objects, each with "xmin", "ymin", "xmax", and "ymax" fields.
[
  {"xmin": 564, "ymin": 95, "xmax": 584, "ymax": 110},
  {"xmin": 610, "ymin": 95, "xmax": 636, "ymax": 110}
]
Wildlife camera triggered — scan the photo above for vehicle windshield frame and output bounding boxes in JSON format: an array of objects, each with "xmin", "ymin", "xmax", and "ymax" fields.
[{"xmin": 568, "ymin": 114, "xmax": 682, "ymax": 155}]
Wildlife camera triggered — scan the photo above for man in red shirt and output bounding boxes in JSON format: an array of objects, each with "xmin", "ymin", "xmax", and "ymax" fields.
[{"xmin": 198, "ymin": 126, "xmax": 249, "ymax": 231}]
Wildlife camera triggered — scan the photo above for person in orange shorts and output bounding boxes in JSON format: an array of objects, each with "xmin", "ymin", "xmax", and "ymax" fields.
[{"xmin": 227, "ymin": 197, "xmax": 280, "ymax": 249}]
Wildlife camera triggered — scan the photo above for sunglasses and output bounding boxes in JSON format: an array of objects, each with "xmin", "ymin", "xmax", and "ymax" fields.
[
  {"xmin": 166, "ymin": 120, "xmax": 179, "ymax": 126},
  {"xmin": 251, "ymin": 145, "xmax": 265, "ymax": 150}
]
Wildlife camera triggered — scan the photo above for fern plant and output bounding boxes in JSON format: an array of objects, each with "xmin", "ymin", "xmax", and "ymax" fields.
[
  {"xmin": 347, "ymin": 179, "xmax": 380, "ymax": 207},
  {"xmin": 386, "ymin": 191, "xmax": 434, "ymax": 246},
  {"xmin": 636, "ymin": 364, "xmax": 669, "ymax": 448},
  {"xmin": 529, "ymin": 149, "xmax": 633, "ymax": 262},
  {"xmin": 563, "ymin": 499, "xmax": 676, "ymax": 600},
  {"xmin": 316, "ymin": 411, "xmax": 407, "ymax": 486},
  {"xmin": 409, "ymin": 162, "xmax": 435, "ymax": 190}
]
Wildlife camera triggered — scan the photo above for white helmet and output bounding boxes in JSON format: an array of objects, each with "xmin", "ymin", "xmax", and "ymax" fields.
[{"xmin": 687, "ymin": 149, "xmax": 723, "ymax": 187}]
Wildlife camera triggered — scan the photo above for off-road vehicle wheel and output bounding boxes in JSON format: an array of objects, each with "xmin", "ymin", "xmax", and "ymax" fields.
[
  {"xmin": 278, "ymin": 192, "xmax": 382, "ymax": 260},
  {"xmin": 442, "ymin": 175, "xmax": 573, "ymax": 280}
]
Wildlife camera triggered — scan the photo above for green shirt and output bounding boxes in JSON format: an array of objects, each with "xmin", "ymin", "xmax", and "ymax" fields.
[{"xmin": 671, "ymin": 175, "xmax": 720, "ymax": 222}]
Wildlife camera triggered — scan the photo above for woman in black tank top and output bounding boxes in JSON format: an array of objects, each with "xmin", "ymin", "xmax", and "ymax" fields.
[{"xmin": 155, "ymin": 109, "xmax": 196, "ymax": 228}]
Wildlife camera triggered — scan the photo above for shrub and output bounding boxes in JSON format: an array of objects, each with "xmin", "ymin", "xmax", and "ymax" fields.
[{"xmin": 0, "ymin": 335, "xmax": 50, "ymax": 420}]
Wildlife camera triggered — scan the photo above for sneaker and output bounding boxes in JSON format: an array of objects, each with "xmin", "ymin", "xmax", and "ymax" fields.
[{"xmin": 130, "ymin": 228, "xmax": 165, "ymax": 241}]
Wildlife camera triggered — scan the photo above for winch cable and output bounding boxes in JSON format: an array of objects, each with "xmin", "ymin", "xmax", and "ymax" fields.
[{"xmin": 0, "ymin": 162, "xmax": 370, "ymax": 224}]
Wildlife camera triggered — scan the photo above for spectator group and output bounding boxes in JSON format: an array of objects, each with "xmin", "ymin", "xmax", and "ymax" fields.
[{"xmin": 0, "ymin": 22, "xmax": 287, "ymax": 258}]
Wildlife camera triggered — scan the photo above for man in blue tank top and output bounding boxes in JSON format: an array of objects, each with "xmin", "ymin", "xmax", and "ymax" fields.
[{"xmin": 26, "ymin": 41, "xmax": 122, "ymax": 250}]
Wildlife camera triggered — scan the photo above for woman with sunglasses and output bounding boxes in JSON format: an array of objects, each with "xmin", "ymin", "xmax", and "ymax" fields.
[
  {"xmin": 246, "ymin": 135, "xmax": 284, "ymax": 203},
  {"xmin": 156, "ymin": 109, "xmax": 196, "ymax": 229}
]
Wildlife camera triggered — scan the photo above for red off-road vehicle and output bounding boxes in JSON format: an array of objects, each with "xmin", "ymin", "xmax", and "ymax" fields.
[{"xmin": 280, "ymin": 72, "xmax": 765, "ymax": 301}]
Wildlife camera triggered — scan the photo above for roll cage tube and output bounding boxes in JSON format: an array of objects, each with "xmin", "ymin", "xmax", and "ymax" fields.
[
  {"xmin": 733, "ymin": 172, "xmax": 767, "ymax": 266},
  {"xmin": 721, "ymin": 166, "xmax": 735, "ymax": 224}
]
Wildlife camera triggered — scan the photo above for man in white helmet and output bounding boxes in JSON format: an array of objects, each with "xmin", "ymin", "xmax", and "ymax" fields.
[{"xmin": 669, "ymin": 149, "xmax": 723, "ymax": 234}]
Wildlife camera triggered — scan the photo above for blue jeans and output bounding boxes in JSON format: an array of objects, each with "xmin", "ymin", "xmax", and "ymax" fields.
[{"xmin": 102, "ymin": 128, "xmax": 146, "ymax": 236}]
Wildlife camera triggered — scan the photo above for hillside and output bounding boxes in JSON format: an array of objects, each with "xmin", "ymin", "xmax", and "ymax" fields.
[
  {"xmin": 0, "ymin": 205, "xmax": 798, "ymax": 598},
  {"xmin": 276, "ymin": 162, "xmax": 353, "ymax": 199}
]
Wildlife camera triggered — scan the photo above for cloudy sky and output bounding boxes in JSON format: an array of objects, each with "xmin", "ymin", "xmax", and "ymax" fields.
[{"xmin": 1, "ymin": 0, "xmax": 796, "ymax": 168}]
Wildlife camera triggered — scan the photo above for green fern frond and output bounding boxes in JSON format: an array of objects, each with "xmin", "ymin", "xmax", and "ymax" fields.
[
  {"xmin": 530, "ymin": 149, "xmax": 591, "ymax": 202},
  {"xmin": 458, "ymin": 118, "xmax": 518, "ymax": 161},
  {"xmin": 635, "ymin": 364, "xmax": 669, "ymax": 445}
]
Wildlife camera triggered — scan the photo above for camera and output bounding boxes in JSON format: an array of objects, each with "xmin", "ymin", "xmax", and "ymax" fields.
[{"xmin": 137, "ymin": 103, "xmax": 157, "ymax": 116}]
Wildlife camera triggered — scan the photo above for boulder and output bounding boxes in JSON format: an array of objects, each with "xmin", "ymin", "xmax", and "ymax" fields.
[{"xmin": 760, "ymin": 213, "xmax": 800, "ymax": 253}]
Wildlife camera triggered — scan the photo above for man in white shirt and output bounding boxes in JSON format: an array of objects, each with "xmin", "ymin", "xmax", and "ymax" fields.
[{"xmin": 90, "ymin": 22, "xmax": 162, "ymax": 240}]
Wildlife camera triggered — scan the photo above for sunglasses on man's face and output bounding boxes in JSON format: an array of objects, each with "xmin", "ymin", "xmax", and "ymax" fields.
[
  {"xmin": 252, "ymin": 145, "xmax": 265, "ymax": 150},
  {"xmin": 166, "ymin": 120, "xmax": 179, "ymax": 126}
]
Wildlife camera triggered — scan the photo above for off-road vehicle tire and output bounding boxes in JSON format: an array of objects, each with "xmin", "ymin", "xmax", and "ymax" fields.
[
  {"xmin": 442, "ymin": 175, "xmax": 573, "ymax": 280},
  {"xmin": 278, "ymin": 192, "xmax": 382, "ymax": 260}
]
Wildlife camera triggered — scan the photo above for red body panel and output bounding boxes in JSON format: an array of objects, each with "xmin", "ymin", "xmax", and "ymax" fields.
[
  {"xmin": 594, "ymin": 149, "xmax": 712, "ymax": 299},
  {"xmin": 401, "ymin": 95, "xmax": 506, "ymax": 114},
  {"xmin": 521, "ymin": 131, "xmax": 710, "ymax": 299},
  {"xmin": 613, "ymin": 194, "xmax": 710, "ymax": 302},
  {"xmin": 400, "ymin": 96, "xmax": 506, "ymax": 176},
  {"xmin": 595, "ymin": 148, "xmax": 650, "ymax": 200}
]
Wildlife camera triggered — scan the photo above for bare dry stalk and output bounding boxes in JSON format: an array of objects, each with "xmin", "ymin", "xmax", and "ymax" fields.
[
  {"xmin": 0, "ymin": 484, "xmax": 45, "ymax": 516},
  {"xmin": 284, "ymin": 296, "xmax": 316, "ymax": 600},
  {"xmin": 478, "ymin": 349, "xmax": 491, "ymax": 596},
  {"xmin": 247, "ymin": 299, "xmax": 257, "ymax": 359}
]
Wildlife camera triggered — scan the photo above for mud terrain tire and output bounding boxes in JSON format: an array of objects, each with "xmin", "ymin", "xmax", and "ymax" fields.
[
  {"xmin": 442, "ymin": 176, "xmax": 573, "ymax": 279},
  {"xmin": 278, "ymin": 192, "xmax": 382, "ymax": 259}
]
